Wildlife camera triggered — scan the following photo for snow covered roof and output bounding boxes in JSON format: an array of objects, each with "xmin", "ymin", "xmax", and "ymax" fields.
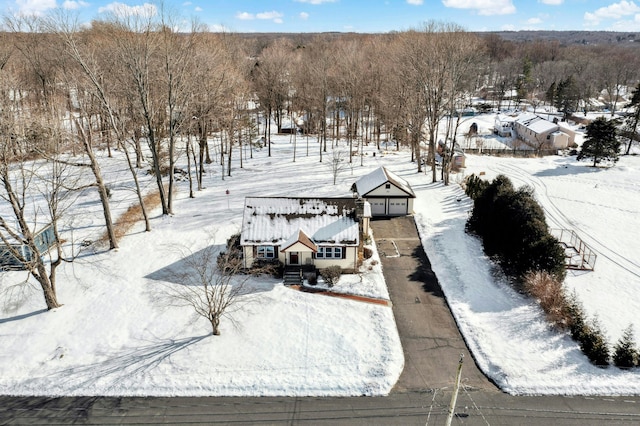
[
  {"xmin": 352, "ymin": 167, "xmax": 416, "ymax": 198},
  {"xmin": 241, "ymin": 197, "xmax": 359, "ymax": 247},
  {"xmin": 516, "ymin": 113, "xmax": 559, "ymax": 134}
]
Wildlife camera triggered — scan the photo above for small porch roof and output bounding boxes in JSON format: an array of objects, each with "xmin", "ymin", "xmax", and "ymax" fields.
[{"xmin": 280, "ymin": 229, "xmax": 318, "ymax": 253}]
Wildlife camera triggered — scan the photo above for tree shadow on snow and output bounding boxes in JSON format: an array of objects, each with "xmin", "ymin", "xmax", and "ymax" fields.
[
  {"xmin": 0, "ymin": 309, "xmax": 47, "ymax": 324},
  {"xmin": 534, "ymin": 162, "xmax": 606, "ymax": 178},
  {"xmin": 144, "ymin": 244, "xmax": 276, "ymax": 295},
  {"xmin": 24, "ymin": 335, "xmax": 209, "ymax": 395}
]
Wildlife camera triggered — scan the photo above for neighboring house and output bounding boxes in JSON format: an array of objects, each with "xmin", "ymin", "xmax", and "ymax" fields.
[
  {"xmin": 351, "ymin": 167, "xmax": 416, "ymax": 217},
  {"xmin": 514, "ymin": 113, "xmax": 569, "ymax": 149},
  {"xmin": 0, "ymin": 224, "xmax": 56, "ymax": 270},
  {"xmin": 494, "ymin": 114, "xmax": 516, "ymax": 137},
  {"xmin": 240, "ymin": 197, "xmax": 370, "ymax": 273},
  {"xmin": 556, "ymin": 122, "xmax": 577, "ymax": 147},
  {"xmin": 514, "ymin": 113, "xmax": 557, "ymax": 146}
]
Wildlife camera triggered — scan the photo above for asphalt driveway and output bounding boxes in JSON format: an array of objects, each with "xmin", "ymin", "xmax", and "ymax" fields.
[{"xmin": 371, "ymin": 216, "xmax": 498, "ymax": 393}]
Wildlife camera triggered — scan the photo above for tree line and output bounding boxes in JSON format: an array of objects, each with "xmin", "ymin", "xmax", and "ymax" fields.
[{"xmin": 1, "ymin": 8, "xmax": 640, "ymax": 310}]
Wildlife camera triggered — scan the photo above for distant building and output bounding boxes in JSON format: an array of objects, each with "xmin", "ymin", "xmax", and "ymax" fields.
[
  {"xmin": 514, "ymin": 113, "xmax": 570, "ymax": 149},
  {"xmin": 494, "ymin": 115, "xmax": 516, "ymax": 137},
  {"xmin": 0, "ymin": 224, "xmax": 56, "ymax": 270}
]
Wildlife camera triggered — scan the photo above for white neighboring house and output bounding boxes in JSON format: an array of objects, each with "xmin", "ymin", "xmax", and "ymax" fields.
[
  {"xmin": 351, "ymin": 167, "xmax": 416, "ymax": 217},
  {"xmin": 514, "ymin": 113, "xmax": 570, "ymax": 150},
  {"xmin": 240, "ymin": 197, "xmax": 370, "ymax": 273},
  {"xmin": 494, "ymin": 114, "xmax": 516, "ymax": 137}
]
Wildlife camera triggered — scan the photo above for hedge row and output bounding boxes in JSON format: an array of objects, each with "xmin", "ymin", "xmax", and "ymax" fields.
[{"xmin": 465, "ymin": 174, "xmax": 566, "ymax": 281}]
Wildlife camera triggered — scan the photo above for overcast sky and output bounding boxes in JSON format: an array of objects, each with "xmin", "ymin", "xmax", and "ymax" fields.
[{"xmin": 2, "ymin": 0, "xmax": 640, "ymax": 32}]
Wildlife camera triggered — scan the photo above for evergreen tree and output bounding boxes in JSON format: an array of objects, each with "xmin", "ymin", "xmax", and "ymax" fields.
[
  {"xmin": 554, "ymin": 76, "xmax": 580, "ymax": 120},
  {"xmin": 546, "ymin": 81, "xmax": 557, "ymax": 107},
  {"xmin": 613, "ymin": 325, "xmax": 638, "ymax": 368},
  {"xmin": 578, "ymin": 117, "xmax": 621, "ymax": 167},
  {"xmin": 467, "ymin": 175, "xmax": 565, "ymax": 280},
  {"xmin": 579, "ymin": 317, "xmax": 610, "ymax": 367}
]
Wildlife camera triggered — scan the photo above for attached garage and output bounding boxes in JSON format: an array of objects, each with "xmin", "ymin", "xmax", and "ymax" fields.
[
  {"xmin": 351, "ymin": 167, "xmax": 416, "ymax": 217},
  {"xmin": 388, "ymin": 199, "xmax": 408, "ymax": 215},
  {"xmin": 368, "ymin": 198, "xmax": 387, "ymax": 216}
]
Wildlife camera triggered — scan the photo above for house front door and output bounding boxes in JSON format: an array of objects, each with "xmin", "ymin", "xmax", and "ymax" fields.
[{"xmin": 289, "ymin": 252, "xmax": 299, "ymax": 265}]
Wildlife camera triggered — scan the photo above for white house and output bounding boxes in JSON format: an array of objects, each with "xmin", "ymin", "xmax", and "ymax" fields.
[
  {"xmin": 240, "ymin": 197, "xmax": 369, "ymax": 273},
  {"xmin": 513, "ymin": 113, "xmax": 571, "ymax": 149},
  {"xmin": 494, "ymin": 114, "xmax": 516, "ymax": 137},
  {"xmin": 351, "ymin": 167, "xmax": 416, "ymax": 217}
]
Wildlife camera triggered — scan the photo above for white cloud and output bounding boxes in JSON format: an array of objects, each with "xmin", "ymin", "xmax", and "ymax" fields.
[
  {"xmin": 194, "ymin": 6, "xmax": 202, "ymax": 12},
  {"xmin": 539, "ymin": 0, "xmax": 563, "ymax": 5},
  {"xmin": 609, "ymin": 16, "xmax": 640, "ymax": 30},
  {"xmin": 182, "ymin": 1, "xmax": 192, "ymax": 5},
  {"xmin": 584, "ymin": 0, "xmax": 640, "ymax": 25},
  {"xmin": 407, "ymin": 0, "xmax": 424, "ymax": 5},
  {"xmin": 299, "ymin": 12, "xmax": 309, "ymax": 20},
  {"xmin": 442, "ymin": 0, "xmax": 516, "ymax": 16},
  {"xmin": 236, "ymin": 11, "xmax": 254, "ymax": 20},
  {"xmin": 15, "ymin": 0, "xmax": 56, "ymax": 16},
  {"xmin": 526, "ymin": 17, "xmax": 542, "ymax": 24},
  {"xmin": 236, "ymin": 10, "xmax": 284, "ymax": 24},
  {"xmin": 62, "ymin": 0, "xmax": 89, "ymax": 10},
  {"xmin": 98, "ymin": 2, "xmax": 158, "ymax": 18},
  {"xmin": 294, "ymin": 0, "xmax": 336, "ymax": 4},
  {"xmin": 256, "ymin": 11, "xmax": 283, "ymax": 20}
]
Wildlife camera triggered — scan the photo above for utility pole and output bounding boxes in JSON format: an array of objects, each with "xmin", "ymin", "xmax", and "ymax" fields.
[{"xmin": 445, "ymin": 354, "xmax": 464, "ymax": 426}]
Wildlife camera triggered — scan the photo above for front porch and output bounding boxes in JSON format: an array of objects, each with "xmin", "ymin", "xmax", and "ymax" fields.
[{"xmin": 283, "ymin": 264, "xmax": 317, "ymax": 286}]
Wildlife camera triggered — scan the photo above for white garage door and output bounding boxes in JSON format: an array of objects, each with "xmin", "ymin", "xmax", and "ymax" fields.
[
  {"xmin": 388, "ymin": 199, "xmax": 407, "ymax": 215},
  {"xmin": 369, "ymin": 198, "xmax": 387, "ymax": 216}
]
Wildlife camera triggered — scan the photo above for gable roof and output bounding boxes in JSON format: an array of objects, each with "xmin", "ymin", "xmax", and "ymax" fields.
[
  {"xmin": 280, "ymin": 229, "xmax": 317, "ymax": 252},
  {"xmin": 516, "ymin": 113, "xmax": 559, "ymax": 134},
  {"xmin": 352, "ymin": 166, "xmax": 416, "ymax": 198},
  {"xmin": 240, "ymin": 197, "xmax": 359, "ymax": 247}
]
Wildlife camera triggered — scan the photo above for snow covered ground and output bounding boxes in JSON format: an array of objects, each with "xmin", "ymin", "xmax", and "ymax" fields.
[
  {"xmin": 408, "ymin": 153, "xmax": 640, "ymax": 395},
  {"xmin": 0, "ymin": 138, "xmax": 403, "ymax": 397},
  {"xmin": 1, "ymin": 115, "xmax": 640, "ymax": 396}
]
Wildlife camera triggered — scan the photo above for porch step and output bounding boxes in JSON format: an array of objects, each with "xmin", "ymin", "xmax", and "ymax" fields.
[{"xmin": 283, "ymin": 270, "xmax": 303, "ymax": 286}]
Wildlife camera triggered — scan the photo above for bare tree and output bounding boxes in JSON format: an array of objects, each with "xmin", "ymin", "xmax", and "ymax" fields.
[
  {"xmin": 100, "ymin": 8, "xmax": 171, "ymax": 215},
  {"xmin": 157, "ymin": 12, "xmax": 200, "ymax": 213},
  {"xmin": 251, "ymin": 38, "xmax": 293, "ymax": 157},
  {"xmin": 328, "ymin": 149, "xmax": 347, "ymax": 185},
  {"xmin": 161, "ymin": 240, "xmax": 250, "ymax": 336},
  {"xmin": 0, "ymin": 133, "xmax": 74, "ymax": 310}
]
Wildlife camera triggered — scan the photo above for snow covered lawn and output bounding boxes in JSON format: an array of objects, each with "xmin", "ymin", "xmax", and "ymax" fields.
[
  {"xmin": 3, "ymin": 128, "xmax": 640, "ymax": 397},
  {"xmin": 0, "ymin": 139, "xmax": 404, "ymax": 397}
]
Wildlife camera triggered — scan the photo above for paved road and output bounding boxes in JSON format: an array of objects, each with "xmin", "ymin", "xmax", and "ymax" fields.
[
  {"xmin": 2, "ymin": 393, "xmax": 640, "ymax": 424},
  {"xmin": 371, "ymin": 216, "xmax": 497, "ymax": 393}
]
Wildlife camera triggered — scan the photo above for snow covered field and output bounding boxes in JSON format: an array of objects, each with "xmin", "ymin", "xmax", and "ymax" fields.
[{"xmin": 1, "ymin": 116, "xmax": 640, "ymax": 396}]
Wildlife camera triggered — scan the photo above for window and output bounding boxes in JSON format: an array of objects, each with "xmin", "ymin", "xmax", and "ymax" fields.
[
  {"xmin": 385, "ymin": 183, "xmax": 391, "ymax": 189},
  {"xmin": 316, "ymin": 246, "xmax": 343, "ymax": 259},
  {"xmin": 257, "ymin": 245, "xmax": 275, "ymax": 259}
]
